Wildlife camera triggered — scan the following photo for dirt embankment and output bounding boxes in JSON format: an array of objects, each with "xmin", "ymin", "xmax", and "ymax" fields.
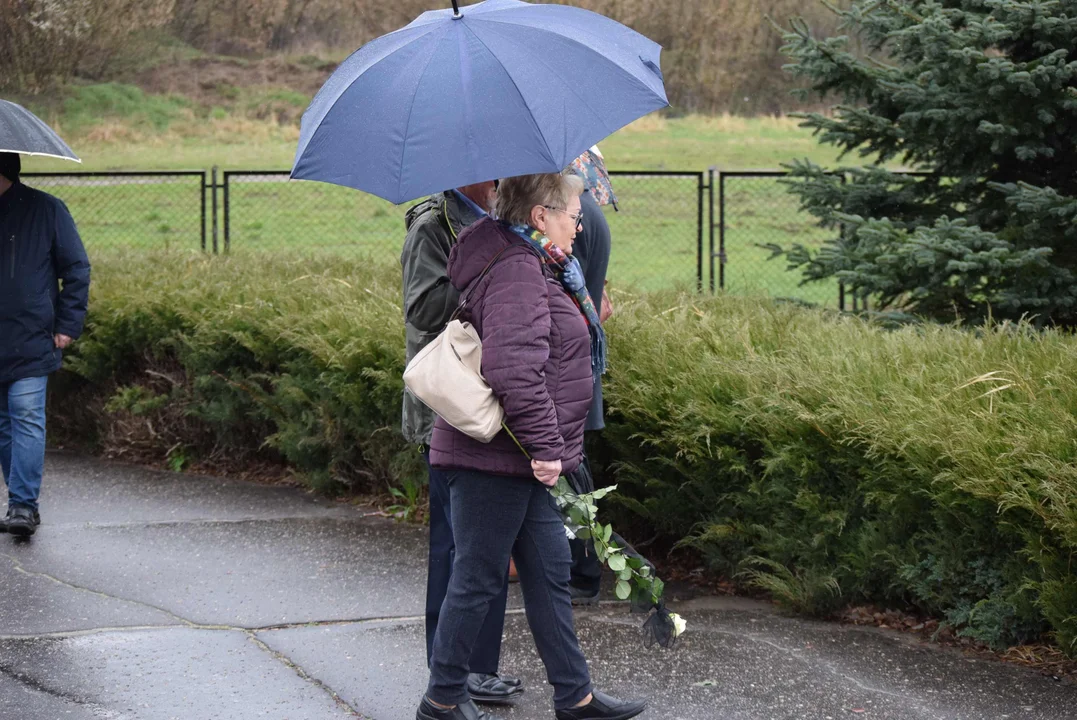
[{"xmin": 134, "ymin": 55, "xmax": 338, "ymax": 107}]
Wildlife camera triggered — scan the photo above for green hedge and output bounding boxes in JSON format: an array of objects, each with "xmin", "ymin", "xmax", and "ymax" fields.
[
  {"xmin": 604, "ymin": 292, "xmax": 1077, "ymax": 653},
  {"xmin": 55, "ymin": 250, "xmax": 419, "ymax": 492},
  {"xmin": 58, "ymin": 250, "xmax": 1077, "ymax": 655}
]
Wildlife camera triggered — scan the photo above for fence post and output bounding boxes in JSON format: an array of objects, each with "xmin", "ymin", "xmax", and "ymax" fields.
[
  {"xmin": 696, "ymin": 172, "xmax": 704, "ymax": 293},
  {"xmin": 200, "ymin": 172, "xmax": 207, "ymax": 252},
  {"xmin": 211, "ymin": 166, "xmax": 219, "ymax": 255},
  {"xmin": 708, "ymin": 167, "xmax": 716, "ymax": 293},
  {"xmin": 839, "ymin": 172, "xmax": 847, "ymax": 310},
  {"xmin": 223, "ymin": 172, "xmax": 231, "ymax": 255},
  {"xmin": 718, "ymin": 171, "xmax": 726, "ymax": 292}
]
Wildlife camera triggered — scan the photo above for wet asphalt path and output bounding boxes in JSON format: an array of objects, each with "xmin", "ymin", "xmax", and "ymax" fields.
[{"xmin": 0, "ymin": 452, "xmax": 1074, "ymax": 720}]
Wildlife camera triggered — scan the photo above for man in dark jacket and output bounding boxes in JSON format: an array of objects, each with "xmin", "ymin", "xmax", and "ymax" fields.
[
  {"xmin": 0, "ymin": 152, "xmax": 90, "ymax": 537},
  {"xmin": 565, "ymin": 189, "xmax": 612, "ymax": 605},
  {"xmin": 400, "ymin": 181, "xmax": 524, "ymax": 706}
]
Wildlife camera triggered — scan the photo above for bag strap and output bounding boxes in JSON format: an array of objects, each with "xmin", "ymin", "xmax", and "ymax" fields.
[{"xmin": 451, "ymin": 243, "xmax": 515, "ymax": 322}]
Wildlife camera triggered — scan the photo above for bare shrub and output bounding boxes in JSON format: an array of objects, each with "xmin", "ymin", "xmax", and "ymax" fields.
[{"xmin": 0, "ymin": 0, "xmax": 174, "ymax": 93}]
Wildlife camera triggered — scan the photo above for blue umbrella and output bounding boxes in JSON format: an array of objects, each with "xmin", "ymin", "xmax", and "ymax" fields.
[
  {"xmin": 291, "ymin": 0, "xmax": 667, "ymax": 204},
  {"xmin": 0, "ymin": 99, "xmax": 80, "ymax": 162}
]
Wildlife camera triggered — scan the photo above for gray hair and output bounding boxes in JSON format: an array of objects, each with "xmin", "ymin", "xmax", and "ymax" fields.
[{"xmin": 495, "ymin": 171, "xmax": 585, "ymax": 227}]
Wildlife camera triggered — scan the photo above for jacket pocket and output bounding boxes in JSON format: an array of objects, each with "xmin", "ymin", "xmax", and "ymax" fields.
[{"xmin": 34, "ymin": 291, "xmax": 56, "ymax": 332}]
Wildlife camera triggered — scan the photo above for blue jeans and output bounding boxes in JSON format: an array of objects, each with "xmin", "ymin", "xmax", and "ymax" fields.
[
  {"xmin": 425, "ymin": 453, "xmax": 508, "ymax": 674},
  {"xmin": 0, "ymin": 376, "xmax": 48, "ymax": 511},
  {"xmin": 427, "ymin": 468, "xmax": 592, "ymax": 710}
]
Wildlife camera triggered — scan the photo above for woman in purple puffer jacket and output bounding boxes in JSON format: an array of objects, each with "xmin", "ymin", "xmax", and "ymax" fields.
[{"xmin": 418, "ymin": 172, "xmax": 647, "ymax": 720}]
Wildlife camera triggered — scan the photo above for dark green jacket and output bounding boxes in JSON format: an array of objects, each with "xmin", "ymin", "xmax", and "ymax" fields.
[{"xmin": 400, "ymin": 191, "xmax": 483, "ymax": 445}]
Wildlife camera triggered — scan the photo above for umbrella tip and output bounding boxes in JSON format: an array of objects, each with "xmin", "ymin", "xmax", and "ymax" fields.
[{"xmin": 452, "ymin": 0, "xmax": 461, "ymax": 17}]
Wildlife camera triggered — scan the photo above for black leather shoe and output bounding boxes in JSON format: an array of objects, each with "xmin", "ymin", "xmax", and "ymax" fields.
[
  {"xmin": 499, "ymin": 673, "xmax": 522, "ymax": 689},
  {"xmin": 416, "ymin": 697, "xmax": 505, "ymax": 720},
  {"xmin": 1, "ymin": 506, "xmax": 41, "ymax": 532},
  {"xmin": 555, "ymin": 690, "xmax": 647, "ymax": 720},
  {"xmin": 6, "ymin": 506, "xmax": 37, "ymax": 537},
  {"xmin": 468, "ymin": 673, "xmax": 524, "ymax": 705},
  {"xmin": 569, "ymin": 584, "xmax": 601, "ymax": 606}
]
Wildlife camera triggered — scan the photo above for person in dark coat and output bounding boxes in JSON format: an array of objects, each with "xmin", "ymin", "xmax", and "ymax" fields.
[
  {"xmin": 418, "ymin": 171, "xmax": 646, "ymax": 720},
  {"xmin": 401, "ymin": 181, "xmax": 525, "ymax": 706},
  {"xmin": 564, "ymin": 188, "xmax": 612, "ymax": 604},
  {"xmin": 0, "ymin": 152, "xmax": 90, "ymax": 537}
]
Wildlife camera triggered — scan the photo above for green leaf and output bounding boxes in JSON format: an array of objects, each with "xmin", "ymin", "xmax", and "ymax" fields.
[
  {"xmin": 608, "ymin": 553, "xmax": 627, "ymax": 572},
  {"xmin": 618, "ymin": 567, "xmax": 633, "ymax": 581},
  {"xmin": 590, "ymin": 486, "xmax": 616, "ymax": 500},
  {"xmin": 651, "ymin": 577, "xmax": 665, "ymax": 602},
  {"xmin": 615, "ymin": 580, "xmax": 631, "ymax": 600},
  {"xmin": 575, "ymin": 527, "xmax": 591, "ymax": 540}
]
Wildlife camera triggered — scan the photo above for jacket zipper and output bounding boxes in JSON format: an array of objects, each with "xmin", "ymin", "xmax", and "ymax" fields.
[{"xmin": 8, "ymin": 235, "xmax": 13, "ymax": 280}]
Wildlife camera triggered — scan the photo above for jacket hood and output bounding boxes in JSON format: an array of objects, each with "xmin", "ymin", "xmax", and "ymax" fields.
[{"xmin": 404, "ymin": 190, "xmax": 482, "ymax": 236}]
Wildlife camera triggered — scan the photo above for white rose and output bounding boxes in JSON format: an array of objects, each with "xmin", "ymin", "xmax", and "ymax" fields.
[{"xmin": 670, "ymin": 612, "xmax": 687, "ymax": 637}]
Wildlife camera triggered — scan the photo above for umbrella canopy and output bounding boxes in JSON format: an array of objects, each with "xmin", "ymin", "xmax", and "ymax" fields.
[
  {"xmin": 0, "ymin": 100, "xmax": 80, "ymax": 162},
  {"xmin": 292, "ymin": 0, "xmax": 666, "ymax": 204}
]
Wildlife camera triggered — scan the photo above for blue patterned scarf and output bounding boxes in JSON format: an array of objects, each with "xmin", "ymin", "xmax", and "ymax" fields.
[{"xmin": 507, "ymin": 223, "xmax": 607, "ymax": 378}]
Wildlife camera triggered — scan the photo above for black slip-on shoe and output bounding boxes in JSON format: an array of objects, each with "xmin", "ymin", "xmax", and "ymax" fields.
[
  {"xmin": 468, "ymin": 673, "xmax": 524, "ymax": 705},
  {"xmin": 416, "ymin": 697, "xmax": 505, "ymax": 720},
  {"xmin": 7, "ymin": 506, "xmax": 37, "ymax": 537},
  {"xmin": 569, "ymin": 584, "xmax": 601, "ymax": 606},
  {"xmin": 555, "ymin": 690, "xmax": 647, "ymax": 720}
]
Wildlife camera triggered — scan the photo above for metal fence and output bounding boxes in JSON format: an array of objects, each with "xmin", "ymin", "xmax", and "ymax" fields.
[
  {"xmin": 22, "ymin": 168, "xmax": 855, "ymax": 306},
  {"xmin": 219, "ymin": 170, "xmax": 707, "ymax": 293},
  {"xmin": 22, "ymin": 171, "xmax": 208, "ymax": 251},
  {"xmin": 715, "ymin": 171, "xmax": 843, "ymax": 308}
]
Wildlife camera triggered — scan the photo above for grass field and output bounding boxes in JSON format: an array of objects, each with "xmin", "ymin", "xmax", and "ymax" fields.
[
  {"xmin": 25, "ymin": 112, "xmax": 848, "ymax": 174},
  {"xmin": 22, "ymin": 106, "xmax": 850, "ymax": 305}
]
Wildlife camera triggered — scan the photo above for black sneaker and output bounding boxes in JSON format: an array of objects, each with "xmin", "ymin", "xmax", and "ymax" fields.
[
  {"xmin": 416, "ymin": 697, "xmax": 504, "ymax": 720},
  {"xmin": 555, "ymin": 690, "xmax": 647, "ymax": 720},
  {"xmin": 7, "ymin": 506, "xmax": 37, "ymax": 537}
]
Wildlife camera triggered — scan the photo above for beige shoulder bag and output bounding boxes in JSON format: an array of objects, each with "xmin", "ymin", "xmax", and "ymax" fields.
[{"xmin": 402, "ymin": 246, "xmax": 513, "ymax": 443}]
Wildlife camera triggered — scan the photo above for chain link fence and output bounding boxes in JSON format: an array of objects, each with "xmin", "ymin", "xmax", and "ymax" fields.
[
  {"xmin": 23, "ymin": 172, "xmax": 207, "ymax": 252},
  {"xmin": 20, "ymin": 168, "xmax": 856, "ymax": 303},
  {"xmin": 715, "ymin": 171, "xmax": 841, "ymax": 308},
  {"xmin": 222, "ymin": 170, "xmax": 705, "ymax": 292}
]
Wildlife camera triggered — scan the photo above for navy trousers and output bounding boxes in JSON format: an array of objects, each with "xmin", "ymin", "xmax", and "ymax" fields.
[
  {"xmin": 427, "ymin": 468, "xmax": 592, "ymax": 709},
  {"xmin": 425, "ymin": 454, "xmax": 507, "ymax": 674}
]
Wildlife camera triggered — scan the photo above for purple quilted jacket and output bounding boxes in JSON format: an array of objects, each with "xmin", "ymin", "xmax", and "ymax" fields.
[{"xmin": 429, "ymin": 217, "xmax": 593, "ymax": 478}]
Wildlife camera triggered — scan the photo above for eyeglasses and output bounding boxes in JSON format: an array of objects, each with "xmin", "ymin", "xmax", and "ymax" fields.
[{"xmin": 543, "ymin": 206, "xmax": 584, "ymax": 230}]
